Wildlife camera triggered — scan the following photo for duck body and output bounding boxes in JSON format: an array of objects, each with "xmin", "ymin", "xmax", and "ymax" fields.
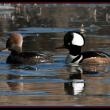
[
  {"xmin": 6, "ymin": 51, "xmax": 52, "ymax": 64},
  {"xmin": 66, "ymin": 50, "xmax": 110, "ymax": 65},
  {"xmin": 81, "ymin": 51, "xmax": 110, "ymax": 64},
  {"xmin": 4, "ymin": 32, "xmax": 52, "ymax": 64}
]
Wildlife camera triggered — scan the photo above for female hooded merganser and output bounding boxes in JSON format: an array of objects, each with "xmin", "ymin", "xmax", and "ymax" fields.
[
  {"xmin": 63, "ymin": 31, "xmax": 110, "ymax": 65},
  {"xmin": 3, "ymin": 32, "xmax": 52, "ymax": 64}
]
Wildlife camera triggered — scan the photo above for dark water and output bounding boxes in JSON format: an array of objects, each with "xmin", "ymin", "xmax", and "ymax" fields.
[{"xmin": 0, "ymin": 4, "xmax": 110, "ymax": 106}]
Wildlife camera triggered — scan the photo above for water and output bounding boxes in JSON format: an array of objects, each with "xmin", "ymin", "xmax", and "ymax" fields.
[{"xmin": 0, "ymin": 4, "xmax": 110, "ymax": 106}]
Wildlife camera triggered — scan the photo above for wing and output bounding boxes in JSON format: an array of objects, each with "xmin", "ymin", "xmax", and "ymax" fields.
[{"xmin": 81, "ymin": 51, "xmax": 110, "ymax": 59}]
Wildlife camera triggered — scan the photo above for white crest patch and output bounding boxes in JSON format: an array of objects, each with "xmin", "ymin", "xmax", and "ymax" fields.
[{"xmin": 72, "ymin": 33, "xmax": 84, "ymax": 46}]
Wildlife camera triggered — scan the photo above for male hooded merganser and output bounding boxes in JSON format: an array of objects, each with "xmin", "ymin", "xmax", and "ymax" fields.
[
  {"xmin": 63, "ymin": 31, "xmax": 110, "ymax": 65},
  {"xmin": 2, "ymin": 32, "xmax": 52, "ymax": 64}
]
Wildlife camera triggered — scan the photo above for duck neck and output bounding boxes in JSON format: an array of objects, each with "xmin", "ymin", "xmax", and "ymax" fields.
[
  {"xmin": 69, "ymin": 45, "xmax": 82, "ymax": 56},
  {"xmin": 10, "ymin": 47, "xmax": 22, "ymax": 55},
  {"xmin": 65, "ymin": 45, "xmax": 83, "ymax": 64}
]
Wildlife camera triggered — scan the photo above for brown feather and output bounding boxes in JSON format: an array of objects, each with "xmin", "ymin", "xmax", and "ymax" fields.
[{"xmin": 81, "ymin": 57, "xmax": 110, "ymax": 65}]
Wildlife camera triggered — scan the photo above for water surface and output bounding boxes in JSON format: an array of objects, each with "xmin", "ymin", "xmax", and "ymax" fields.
[{"xmin": 0, "ymin": 4, "xmax": 110, "ymax": 106}]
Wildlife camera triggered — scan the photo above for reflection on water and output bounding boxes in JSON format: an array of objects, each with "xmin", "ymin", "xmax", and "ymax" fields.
[
  {"xmin": 7, "ymin": 74, "xmax": 24, "ymax": 91},
  {"xmin": 64, "ymin": 66, "xmax": 85, "ymax": 96},
  {"xmin": 0, "ymin": 4, "xmax": 110, "ymax": 106},
  {"xmin": 1, "ymin": 63, "xmax": 110, "ymax": 106}
]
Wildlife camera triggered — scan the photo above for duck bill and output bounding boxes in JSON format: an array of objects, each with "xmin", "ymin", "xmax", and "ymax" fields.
[
  {"xmin": 55, "ymin": 45, "xmax": 65, "ymax": 49},
  {"xmin": 0, "ymin": 48, "xmax": 8, "ymax": 52}
]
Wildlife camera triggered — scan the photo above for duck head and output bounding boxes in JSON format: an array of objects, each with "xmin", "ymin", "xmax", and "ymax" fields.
[
  {"xmin": 6, "ymin": 32, "xmax": 23, "ymax": 53},
  {"xmin": 64, "ymin": 31, "xmax": 85, "ymax": 55}
]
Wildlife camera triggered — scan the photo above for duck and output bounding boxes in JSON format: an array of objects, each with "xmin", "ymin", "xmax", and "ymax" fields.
[
  {"xmin": 59, "ymin": 31, "xmax": 110, "ymax": 65},
  {"xmin": 1, "ymin": 32, "xmax": 52, "ymax": 64}
]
